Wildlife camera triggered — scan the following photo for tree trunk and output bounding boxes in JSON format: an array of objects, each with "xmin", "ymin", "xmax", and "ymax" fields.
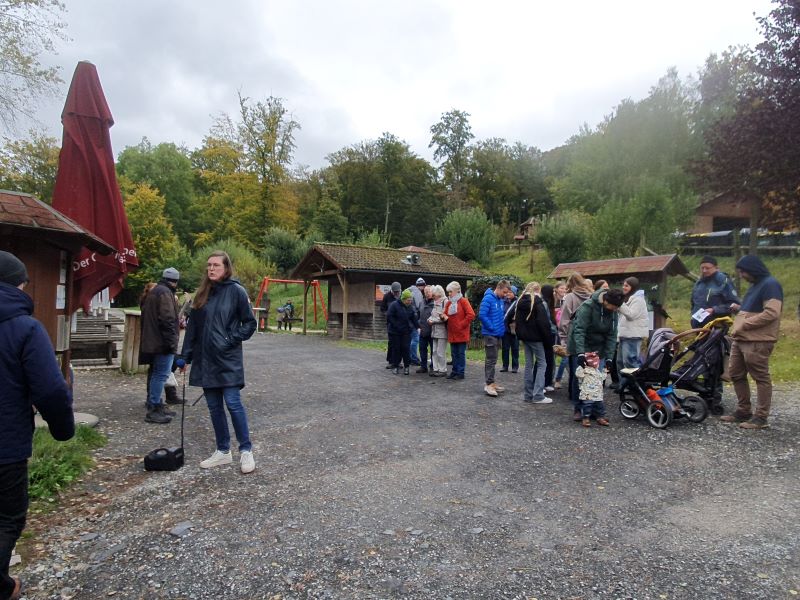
[{"xmin": 748, "ymin": 199, "xmax": 760, "ymax": 256}]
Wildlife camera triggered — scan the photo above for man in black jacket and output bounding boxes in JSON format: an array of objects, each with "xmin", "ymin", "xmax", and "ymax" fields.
[
  {"xmin": 0, "ymin": 251, "xmax": 74, "ymax": 600},
  {"xmin": 140, "ymin": 268, "xmax": 181, "ymax": 424}
]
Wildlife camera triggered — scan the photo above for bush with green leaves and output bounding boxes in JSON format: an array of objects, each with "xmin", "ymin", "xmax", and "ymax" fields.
[
  {"xmin": 435, "ymin": 207, "xmax": 497, "ymax": 264},
  {"xmin": 352, "ymin": 227, "xmax": 391, "ymax": 247},
  {"xmin": 187, "ymin": 238, "xmax": 275, "ymax": 297},
  {"xmin": 534, "ymin": 211, "xmax": 591, "ymax": 266},
  {"xmin": 262, "ymin": 227, "xmax": 309, "ymax": 276}
]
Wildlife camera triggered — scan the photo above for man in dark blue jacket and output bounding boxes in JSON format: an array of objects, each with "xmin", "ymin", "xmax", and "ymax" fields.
[
  {"xmin": 690, "ymin": 255, "xmax": 740, "ymax": 328},
  {"xmin": 0, "ymin": 251, "xmax": 74, "ymax": 600}
]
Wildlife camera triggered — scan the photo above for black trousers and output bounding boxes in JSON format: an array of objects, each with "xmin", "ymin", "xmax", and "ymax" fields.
[
  {"xmin": 389, "ymin": 332, "xmax": 411, "ymax": 368},
  {"xmin": 419, "ymin": 336, "xmax": 433, "ymax": 369},
  {"xmin": 0, "ymin": 460, "xmax": 28, "ymax": 599}
]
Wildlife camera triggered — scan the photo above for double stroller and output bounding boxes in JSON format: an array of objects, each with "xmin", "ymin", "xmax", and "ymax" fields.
[{"xmin": 617, "ymin": 317, "xmax": 732, "ymax": 429}]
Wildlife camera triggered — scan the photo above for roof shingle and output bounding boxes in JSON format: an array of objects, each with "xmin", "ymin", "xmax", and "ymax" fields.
[{"xmin": 548, "ymin": 255, "xmax": 689, "ymax": 279}]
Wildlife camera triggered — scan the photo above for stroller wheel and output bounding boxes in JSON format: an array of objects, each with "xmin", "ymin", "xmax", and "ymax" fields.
[
  {"xmin": 646, "ymin": 401, "xmax": 673, "ymax": 429},
  {"xmin": 682, "ymin": 395, "xmax": 709, "ymax": 423},
  {"xmin": 619, "ymin": 399, "xmax": 640, "ymax": 420}
]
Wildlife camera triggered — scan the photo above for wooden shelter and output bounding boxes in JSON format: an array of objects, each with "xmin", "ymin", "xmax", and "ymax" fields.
[
  {"xmin": 691, "ymin": 192, "xmax": 757, "ymax": 233},
  {"xmin": 291, "ymin": 243, "xmax": 484, "ymax": 340},
  {"xmin": 0, "ymin": 190, "xmax": 115, "ymax": 369},
  {"xmin": 548, "ymin": 254, "xmax": 691, "ymax": 330}
]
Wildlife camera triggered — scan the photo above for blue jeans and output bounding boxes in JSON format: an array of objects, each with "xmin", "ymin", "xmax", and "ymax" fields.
[
  {"xmin": 523, "ymin": 341, "xmax": 547, "ymax": 401},
  {"xmin": 450, "ymin": 342, "xmax": 466, "ymax": 376},
  {"xmin": 409, "ymin": 329, "xmax": 421, "ymax": 364},
  {"xmin": 581, "ymin": 400, "xmax": 607, "ymax": 419},
  {"xmin": 204, "ymin": 387, "xmax": 252, "ymax": 452},
  {"xmin": 147, "ymin": 353, "xmax": 174, "ymax": 406},
  {"xmin": 617, "ymin": 338, "xmax": 642, "ymax": 391}
]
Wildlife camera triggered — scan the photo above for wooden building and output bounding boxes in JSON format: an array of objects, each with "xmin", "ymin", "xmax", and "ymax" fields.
[
  {"xmin": 0, "ymin": 190, "xmax": 115, "ymax": 366},
  {"xmin": 548, "ymin": 254, "xmax": 691, "ymax": 330},
  {"xmin": 691, "ymin": 192, "xmax": 757, "ymax": 233},
  {"xmin": 291, "ymin": 243, "xmax": 484, "ymax": 340}
]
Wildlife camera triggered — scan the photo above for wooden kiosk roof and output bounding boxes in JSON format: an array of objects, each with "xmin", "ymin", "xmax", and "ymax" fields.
[
  {"xmin": 548, "ymin": 254, "xmax": 689, "ymax": 280},
  {"xmin": 292, "ymin": 243, "xmax": 484, "ymax": 280}
]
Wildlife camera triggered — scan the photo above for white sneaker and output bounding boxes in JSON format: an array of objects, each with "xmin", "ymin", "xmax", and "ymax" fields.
[
  {"xmin": 492, "ymin": 383, "xmax": 505, "ymax": 393},
  {"xmin": 484, "ymin": 384, "xmax": 498, "ymax": 397},
  {"xmin": 200, "ymin": 450, "xmax": 232, "ymax": 469},
  {"xmin": 240, "ymin": 450, "xmax": 255, "ymax": 474},
  {"xmin": 532, "ymin": 397, "xmax": 553, "ymax": 404},
  {"xmin": 545, "ymin": 386, "xmax": 555, "ymax": 392}
]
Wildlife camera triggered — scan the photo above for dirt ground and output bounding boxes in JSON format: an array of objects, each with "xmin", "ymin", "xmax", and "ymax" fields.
[{"xmin": 14, "ymin": 333, "xmax": 800, "ymax": 599}]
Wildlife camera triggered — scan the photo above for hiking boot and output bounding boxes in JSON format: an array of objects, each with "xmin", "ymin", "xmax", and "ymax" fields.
[
  {"xmin": 740, "ymin": 418, "xmax": 768, "ymax": 430},
  {"xmin": 446, "ymin": 372, "xmax": 457, "ymax": 379},
  {"xmin": 240, "ymin": 450, "xmax": 255, "ymax": 474},
  {"xmin": 10, "ymin": 577, "xmax": 20, "ymax": 600},
  {"xmin": 165, "ymin": 385, "xmax": 184, "ymax": 405},
  {"xmin": 596, "ymin": 417, "xmax": 610, "ymax": 426},
  {"xmin": 492, "ymin": 383, "xmax": 505, "ymax": 393},
  {"xmin": 145, "ymin": 404, "xmax": 172, "ymax": 424},
  {"xmin": 200, "ymin": 450, "xmax": 232, "ymax": 469},
  {"xmin": 573, "ymin": 410, "xmax": 583, "ymax": 422},
  {"xmin": 416, "ymin": 367, "xmax": 428, "ymax": 374},
  {"xmin": 582, "ymin": 418, "xmax": 591, "ymax": 427},
  {"xmin": 720, "ymin": 413, "xmax": 751, "ymax": 424},
  {"xmin": 484, "ymin": 384, "xmax": 498, "ymax": 397},
  {"xmin": 157, "ymin": 403, "xmax": 176, "ymax": 417}
]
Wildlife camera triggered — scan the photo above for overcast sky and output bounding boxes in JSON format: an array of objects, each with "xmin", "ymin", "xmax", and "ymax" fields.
[{"xmin": 31, "ymin": 0, "xmax": 773, "ymax": 169}]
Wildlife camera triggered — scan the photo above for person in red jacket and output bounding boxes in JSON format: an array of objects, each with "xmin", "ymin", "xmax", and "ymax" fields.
[{"xmin": 442, "ymin": 281, "xmax": 475, "ymax": 380}]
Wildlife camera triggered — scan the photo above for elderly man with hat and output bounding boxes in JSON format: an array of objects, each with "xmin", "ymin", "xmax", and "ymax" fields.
[
  {"xmin": 408, "ymin": 277, "xmax": 427, "ymax": 366},
  {"xmin": 140, "ymin": 267, "xmax": 181, "ymax": 424},
  {"xmin": 0, "ymin": 251, "xmax": 74, "ymax": 600}
]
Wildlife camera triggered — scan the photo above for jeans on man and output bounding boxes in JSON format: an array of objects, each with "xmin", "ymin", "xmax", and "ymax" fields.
[
  {"xmin": 147, "ymin": 353, "xmax": 174, "ymax": 406},
  {"xmin": 523, "ymin": 341, "xmax": 547, "ymax": 401},
  {"xmin": 0, "ymin": 460, "xmax": 27, "ymax": 599},
  {"xmin": 484, "ymin": 335, "xmax": 500, "ymax": 384},
  {"xmin": 204, "ymin": 387, "xmax": 252, "ymax": 452},
  {"xmin": 501, "ymin": 332, "xmax": 519, "ymax": 371},
  {"xmin": 409, "ymin": 329, "xmax": 421, "ymax": 365},
  {"xmin": 728, "ymin": 340, "xmax": 775, "ymax": 421},
  {"xmin": 450, "ymin": 342, "xmax": 466, "ymax": 376}
]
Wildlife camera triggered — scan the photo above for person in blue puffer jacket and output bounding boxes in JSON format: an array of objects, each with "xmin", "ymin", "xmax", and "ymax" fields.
[
  {"xmin": 479, "ymin": 280, "xmax": 511, "ymax": 397},
  {"xmin": 0, "ymin": 251, "xmax": 74, "ymax": 600}
]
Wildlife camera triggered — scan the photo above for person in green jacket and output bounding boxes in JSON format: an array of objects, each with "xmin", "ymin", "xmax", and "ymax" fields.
[{"xmin": 567, "ymin": 288, "xmax": 624, "ymax": 421}]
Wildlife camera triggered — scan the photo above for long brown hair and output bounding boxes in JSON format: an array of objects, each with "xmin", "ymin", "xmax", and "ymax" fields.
[
  {"xmin": 565, "ymin": 272, "xmax": 592, "ymax": 295},
  {"xmin": 139, "ymin": 282, "xmax": 157, "ymax": 309},
  {"xmin": 193, "ymin": 250, "xmax": 233, "ymax": 310}
]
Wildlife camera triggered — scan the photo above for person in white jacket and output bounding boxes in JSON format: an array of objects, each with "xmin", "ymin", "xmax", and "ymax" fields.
[{"xmin": 616, "ymin": 277, "xmax": 649, "ymax": 388}]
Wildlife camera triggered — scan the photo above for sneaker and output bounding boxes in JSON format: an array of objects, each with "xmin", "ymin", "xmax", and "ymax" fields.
[
  {"xmin": 545, "ymin": 386, "xmax": 555, "ymax": 392},
  {"xmin": 499, "ymin": 367, "xmax": 509, "ymax": 372},
  {"xmin": 554, "ymin": 380, "xmax": 562, "ymax": 390},
  {"xmin": 416, "ymin": 367, "xmax": 428, "ymax": 374},
  {"xmin": 573, "ymin": 410, "xmax": 583, "ymax": 422},
  {"xmin": 596, "ymin": 417, "xmax": 610, "ymax": 426},
  {"xmin": 740, "ymin": 418, "xmax": 768, "ymax": 430},
  {"xmin": 403, "ymin": 367, "xmax": 410, "ymax": 375},
  {"xmin": 484, "ymin": 384, "xmax": 498, "ymax": 397},
  {"xmin": 446, "ymin": 372, "xmax": 457, "ymax": 379},
  {"xmin": 240, "ymin": 450, "xmax": 256, "ymax": 474},
  {"xmin": 492, "ymin": 383, "xmax": 505, "ymax": 393},
  {"xmin": 511, "ymin": 369, "xmax": 518, "ymax": 373},
  {"xmin": 582, "ymin": 418, "xmax": 591, "ymax": 427},
  {"xmin": 720, "ymin": 413, "xmax": 752, "ymax": 424},
  {"xmin": 200, "ymin": 450, "xmax": 232, "ymax": 469},
  {"xmin": 532, "ymin": 397, "xmax": 553, "ymax": 404}
]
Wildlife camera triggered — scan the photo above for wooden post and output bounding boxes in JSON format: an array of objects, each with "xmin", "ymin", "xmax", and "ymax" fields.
[
  {"xmin": 302, "ymin": 280, "xmax": 309, "ymax": 335},
  {"xmin": 120, "ymin": 310, "xmax": 145, "ymax": 373},
  {"xmin": 336, "ymin": 272, "xmax": 349, "ymax": 340},
  {"xmin": 528, "ymin": 242, "xmax": 535, "ymax": 274},
  {"xmin": 733, "ymin": 228, "xmax": 742, "ymax": 292},
  {"xmin": 748, "ymin": 200, "xmax": 760, "ymax": 257}
]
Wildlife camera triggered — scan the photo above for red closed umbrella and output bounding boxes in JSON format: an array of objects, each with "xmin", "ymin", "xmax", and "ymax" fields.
[{"xmin": 52, "ymin": 61, "xmax": 138, "ymax": 313}]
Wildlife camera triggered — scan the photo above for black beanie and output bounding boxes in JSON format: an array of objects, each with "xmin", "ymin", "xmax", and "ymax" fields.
[
  {"xmin": 0, "ymin": 251, "xmax": 29, "ymax": 286},
  {"xmin": 700, "ymin": 255, "xmax": 718, "ymax": 266}
]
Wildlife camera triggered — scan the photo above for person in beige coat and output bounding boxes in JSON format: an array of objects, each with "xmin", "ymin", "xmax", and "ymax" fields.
[{"xmin": 720, "ymin": 255, "xmax": 783, "ymax": 429}]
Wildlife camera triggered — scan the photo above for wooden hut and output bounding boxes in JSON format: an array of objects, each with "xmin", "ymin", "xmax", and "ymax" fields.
[
  {"xmin": 291, "ymin": 243, "xmax": 484, "ymax": 340},
  {"xmin": 548, "ymin": 254, "xmax": 691, "ymax": 330},
  {"xmin": 0, "ymin": 190, "xmax": 115, "ymax": 369}
]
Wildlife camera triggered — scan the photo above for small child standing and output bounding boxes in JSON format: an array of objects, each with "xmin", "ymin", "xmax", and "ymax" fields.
[{"xmin": 575, "ymin": 351, "xmax": 609, "ymax": 427}]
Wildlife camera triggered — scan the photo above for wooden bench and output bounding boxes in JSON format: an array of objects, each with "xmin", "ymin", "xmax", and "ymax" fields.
[{"xmin": 71, "ymin": 314, "xmax": 125, "ymax": 365}]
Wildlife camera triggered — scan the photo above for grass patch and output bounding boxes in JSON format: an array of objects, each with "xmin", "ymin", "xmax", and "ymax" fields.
[
  {"xmin": 255, "ymin": 281, "xmax": 329, "ymax": 331},
  {"xmin": 29, "ymin": 425, "xmax": 107, "ymax": 503}
]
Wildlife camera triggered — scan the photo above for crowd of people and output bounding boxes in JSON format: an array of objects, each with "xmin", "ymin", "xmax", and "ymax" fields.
[{"xmin": 378, "ymin": 253, "xmax": 785, "ymax": 431}]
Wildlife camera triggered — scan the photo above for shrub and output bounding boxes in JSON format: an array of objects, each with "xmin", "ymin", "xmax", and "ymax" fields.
[
  {"xmin": 435, "ymin": 208, "xmax": 497, "ymax": 264},
  {"xmin": 262, "ymin": 227, "xmax": 308, "ymax": 276},
  {"xmin": 535, "ymin": 211, "xmax": 591, "ymax": 266},
  {"xmin": 188, "ymin": 238, "xmax": 275, "ymax": 297}
]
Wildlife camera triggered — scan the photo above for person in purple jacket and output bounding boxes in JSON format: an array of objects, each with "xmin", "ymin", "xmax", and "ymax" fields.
[{"xmin": 0, "ymin": 251, "xmax": 75, "ymax": 600}]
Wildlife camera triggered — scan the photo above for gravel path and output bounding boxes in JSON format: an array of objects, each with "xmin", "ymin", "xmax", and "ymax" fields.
[{"xmin": 15, "ymin": 333, "xmax": 800, "ymax": 599}]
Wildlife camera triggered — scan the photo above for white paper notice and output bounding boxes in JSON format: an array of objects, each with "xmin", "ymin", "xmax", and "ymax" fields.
[{"xmin": 692, "ymin": 308, "xmax": 709, "ymax": 323}]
